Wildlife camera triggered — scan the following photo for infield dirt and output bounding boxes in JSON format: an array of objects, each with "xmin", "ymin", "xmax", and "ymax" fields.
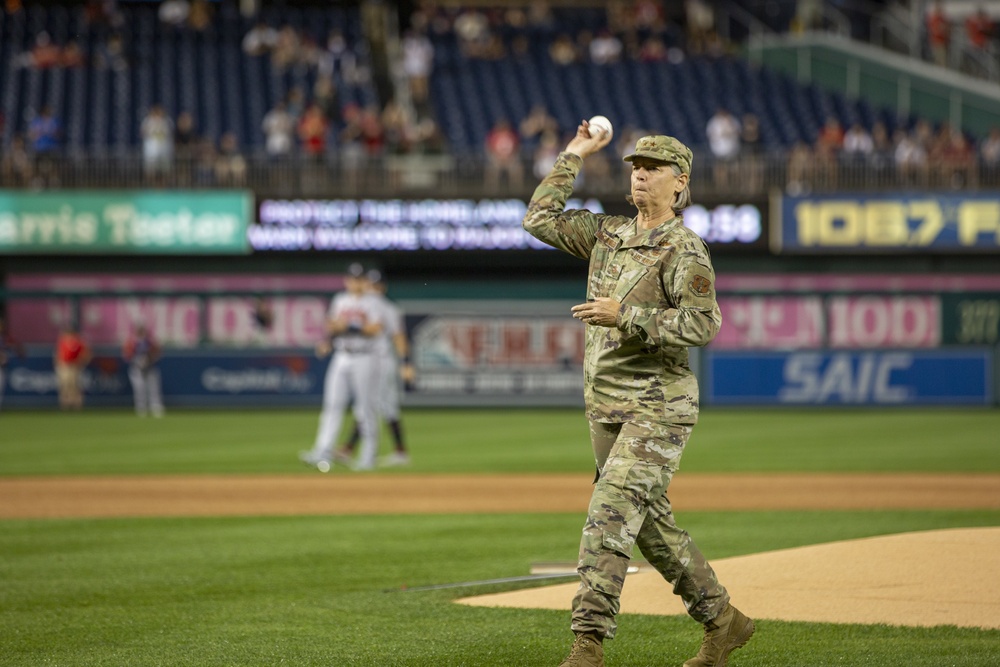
[{"xmin": 1, "ymin": 472, "xmax": 999, "ymax": 519}]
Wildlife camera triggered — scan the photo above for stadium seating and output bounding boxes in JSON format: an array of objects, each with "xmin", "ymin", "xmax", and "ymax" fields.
[
  {"xmin": 0, "ymin": 2, "xmax": 932, "ymax": 161},
  {"xmin": 0, "ymin": 3, "xmax": 375, "ymax": 153}
]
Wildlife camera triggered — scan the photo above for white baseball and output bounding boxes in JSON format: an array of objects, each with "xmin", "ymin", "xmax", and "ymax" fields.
[{"xmin": 587, "ymin": 115, "xmax": 613, "ymax": 139}]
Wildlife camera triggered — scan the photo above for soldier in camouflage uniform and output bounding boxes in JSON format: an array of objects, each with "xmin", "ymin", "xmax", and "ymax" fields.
[{"xmin": 523, "ymin": 122, "xmax": 755, "ymax": 667}]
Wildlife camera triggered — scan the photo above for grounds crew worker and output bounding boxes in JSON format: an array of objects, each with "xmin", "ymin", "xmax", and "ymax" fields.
[{"xmin": 523, "ymin": 123, "xmax": 755, "ymax": 667}]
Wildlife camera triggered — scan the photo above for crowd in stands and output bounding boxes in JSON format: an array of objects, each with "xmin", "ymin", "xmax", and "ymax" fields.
[{"xmin": 3, "ymin": 1, "xmax": 1000, "ymax": 195}]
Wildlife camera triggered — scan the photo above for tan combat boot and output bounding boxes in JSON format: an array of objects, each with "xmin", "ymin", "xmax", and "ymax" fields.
[
  {"xmin": 683, "ymin": 603, "xmax": 755, "ymax": 667},
  {"xmin": 558, "ymin": 632, "xmax": 604, "ymax": 667}
]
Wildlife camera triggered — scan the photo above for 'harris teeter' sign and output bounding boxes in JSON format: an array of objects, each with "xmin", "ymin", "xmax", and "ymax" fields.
[{"xmin": 0, "ymin": 191, "xmax": 251, "ymax": 254}]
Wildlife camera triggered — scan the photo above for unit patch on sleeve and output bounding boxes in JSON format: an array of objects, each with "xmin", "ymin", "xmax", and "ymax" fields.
[{"xmin": 688, "ymin": 275, "xmax": 713, "ymax": 297}]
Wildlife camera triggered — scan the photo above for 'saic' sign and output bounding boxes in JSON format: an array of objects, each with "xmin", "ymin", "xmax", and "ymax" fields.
[{"xmin": 777, "ymin": 194, "xmax": 1000, "ymax": 252}]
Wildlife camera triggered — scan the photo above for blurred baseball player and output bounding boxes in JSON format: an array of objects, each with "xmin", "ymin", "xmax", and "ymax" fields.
[
  {"xmin": 299, "ymin": 263, "xmax": 385, "ymax": 472},
  {"xmin": 333, "ymin": 269, "xmax": 413, "ymax": 466},
  {"xmin": 54, "ymin": 323, "xmax": 90, "ymax": 411},
  {"xmin": 122, "ymin": 323, "xmax": 165, "ymax": 417}
]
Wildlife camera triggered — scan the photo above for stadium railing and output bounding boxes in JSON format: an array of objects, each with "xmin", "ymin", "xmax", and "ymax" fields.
[{"xmin": 3, "ymin": 152, "xmax": 997, "ymax": 199}]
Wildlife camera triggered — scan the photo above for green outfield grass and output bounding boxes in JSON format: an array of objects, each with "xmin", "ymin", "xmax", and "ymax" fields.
[
  {"xmin": 2, "ymin": 511, "xmax": 999, "ymax": 666},
  {"xmin": 2, "ymin": 407, "xmax": 999, "ymax": 666},
  {"xmin": 1, "ymin": 407, "xmax": 999, "ymax": 476}
]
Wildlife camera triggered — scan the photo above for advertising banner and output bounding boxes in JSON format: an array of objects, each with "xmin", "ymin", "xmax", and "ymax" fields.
[
  {"xmin": 777, "ymin": 193, "xmax": 1000, "ymax": 253},
  {"xmin": 2, "ymin": 304, "xmax": 589, "ymax": 408},
  {"xmin": 713, "ymin": 296, "xmax": 825, "ymax": 349},
  {"xmin": 0, "ymin": 349, "xmax": 326, "ymax": 408},
  {"xmin": 712, "ymin": 296, "xmax": 940, "ymax": 349},
  {"xmin": 942, "ymin": 293, "xmax": 1000, "ymax": 345},
  {"xmin": 706, "ymin": 349, "xmax": 994, "ymax": 405},
  {"xmin": 408, "ymin": 308, "xmax": 585, "ymax": 406},
  {"xmin": 6, "ymin": 273, "xmax": 344, "ymax": 346},
  {"xmin": 0, "ymin": 191, "xmax": 251, "ymax": 254}
]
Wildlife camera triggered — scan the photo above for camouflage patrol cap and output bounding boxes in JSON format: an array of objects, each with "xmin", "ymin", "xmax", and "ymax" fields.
[{"xmin": 623, "ymin": 135, "xmax": 693, "ymax": 175}]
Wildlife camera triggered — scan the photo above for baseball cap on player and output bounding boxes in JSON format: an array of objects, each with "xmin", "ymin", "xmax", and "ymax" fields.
[
  {"xmin": 365, "ymin": 269, "xmax": 382, "ymax": 284},
  {"xmin": 623, "ymin": 135, "xmax": 693, "ymax": 176},
  {"xmin": 347, "ymin": 262, "xmax": 365, "ymax": 278}
]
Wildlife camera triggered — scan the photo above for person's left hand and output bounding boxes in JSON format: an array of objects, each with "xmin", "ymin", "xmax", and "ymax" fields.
[{"xmin": 571, "ymin": 297, "xmax": 621, "ymax": 327}]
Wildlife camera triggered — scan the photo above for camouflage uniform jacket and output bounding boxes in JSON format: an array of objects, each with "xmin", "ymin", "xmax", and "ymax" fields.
[{"xmin": 523, "ymin": 152, "xmax": 721, "ymax": 424}]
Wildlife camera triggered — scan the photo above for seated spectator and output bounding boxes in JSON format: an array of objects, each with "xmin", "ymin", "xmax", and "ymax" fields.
[
  {"xmin": 312, "ymin": 74, "xmax": 338, "ymax": 119},
  {"xmin": 297, "ymin": 103, "xmax": 328, "ymax": 160},
  {"xmin": 402, "ymin": 28, "xmax": 434, "ymax": 105},
  {"xmin": 175, "ymin": 111, "xmax": 198, "ymax": 155},
  {"xmin": 242, "ymin": 21, "xmax": 278, "ymax": 56},
  {"xmin": 174, "ymin": 110, "xmax": 198, "ymax": 183},
  {"xmin": 381, "ymin": 96, "xmax": 413, "ymax": 154},
  {"xmin": 158, "ymin": 0, "xmax": 190, "ymax": 28},
  {"xmin": 140, "ymin": 105, "xmax": 174, "ymax": 180},
  {"xmin": 358, "ymin": 104, "xmax": 386, "ymax": 157},
  {"xmin": 685, "ymin": 0, "xmax": 715, "ymax": 53},
  {"xmin": 842, "ymin": 122, "xmax": 874, "ymax": 162},
  {"xmin": 966, "ymin": 7, "xmax": 995, "ymax": 51},
  {"xmin": 590, "ymin": 29, "xmax": 622, "ymax": 65},
  {"xmin": 60, "ymin": 40, "xmax": 86, "ymax": 68},
  {"xmin": 964, "ymin": 7, "xmax": 995, "ymax": 77},
  {"xmin": 297, "ymin": 33, "xmax": 324, "ymax": 71},
  {"xmin": 408, "ymin": 115, "xmax": 446, "ymax": 155},
  {"xmin": 869, "ymin": 121, "xmax": 894, "ymax": 171},
  {"xmin": 894, "ymin": 128, "xmax": 929, "ymax": 186},
  {"xmin": 29, "ymin": 106, "xmax": 61, "ymax": 154},
  {"xmin": 25, "ymin": 32, "xmax": 62, "ymax": 69},
  {"xmin": 272, "ymin": 25, "xmax": 301, "ymax": 72},
  {"xmin": 549, "ymin": 33, "xmax": 578, "ymax": 65},
  {"xmin": 639, "ymin": 36, "xmax": 670, "ymax": 62},
  {"xmin": 706, "ymin": 107, "xmax": 741, "ymax": 188},
  {"xmin": 926, "ymin": 0, "xmax": 950, "ymax": 67},
  {"xmin": 214, "ymin": 132, "xmax": 247, "ymax": 186},
  {"xmin": 791, "ymin": 0, "xmax": 822, "ymax": 32},
  {"xmin": 319, "ymin": 29, "xmax": 355, "ymax": 79},
  {"xmin": 739, "ymin": 113, "xmax": 763, "ymax": 193},
  {"xmin": 188, "ymin": 0, "xmax": 212, "ymax": 31},
  {"xmin": 786, "ymin": 141, "xmax": 814, "ymax": 195},
  {"xmin": 484, "ymin": 118, "xmax": 522, "ymax": 189},
  {"xmin": 935, "ymin": 125, "xmax": 975, "ymax": 188},
  {"xmin": 813, "ymin": 115, "xmax": 844, "ymax": 187},
  {"xmin": 980, "ymin": 126, "xmax": 1000, "ymax": 167},
  {"xmin": 0, "ymin": 135, "xmax": 34, "ymax": 187},
  {"xmin": 193, "ymin": 138, "xmax": 217, "ymax": 185},
  {"xmin": 532, "ymin": 128, "xmax": 562, "ymax": 180},
  {"xmin": 95, "ymin": 31, "xmax": 128, "ymax": 71},
  {"xmin": 262, "ymin": 101, "xmax": 295, "ymax": 158},
  {"xmin": 635, "ymin": 0, "xmax": 666, "ymax": 31},
  {"xmin": 454, "ymin": 8, "xmax": 490, "ymax": 56},
  {"xmin": 519, "ymin": 104, "xmax": 559, "ymax": 147},
  {"xmin": 338, "ymin": 103, "xmax": 366, "ymax": 169}
]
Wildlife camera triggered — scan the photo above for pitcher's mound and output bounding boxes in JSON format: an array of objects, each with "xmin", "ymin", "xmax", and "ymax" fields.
[{"xmin": 457, "ymin": 528, "xmax": 1000, "ymax": 630}]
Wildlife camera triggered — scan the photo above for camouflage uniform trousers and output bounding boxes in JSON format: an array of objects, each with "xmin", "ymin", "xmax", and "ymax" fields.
[{"xmin": 571, "ymin": 420, "xmax": 729, "ymax": 639}]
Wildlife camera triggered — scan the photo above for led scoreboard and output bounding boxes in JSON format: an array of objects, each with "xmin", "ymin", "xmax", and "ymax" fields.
[{"xmin": 249, "ymin": 197, "xmax": 768, "ymax": 253}]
